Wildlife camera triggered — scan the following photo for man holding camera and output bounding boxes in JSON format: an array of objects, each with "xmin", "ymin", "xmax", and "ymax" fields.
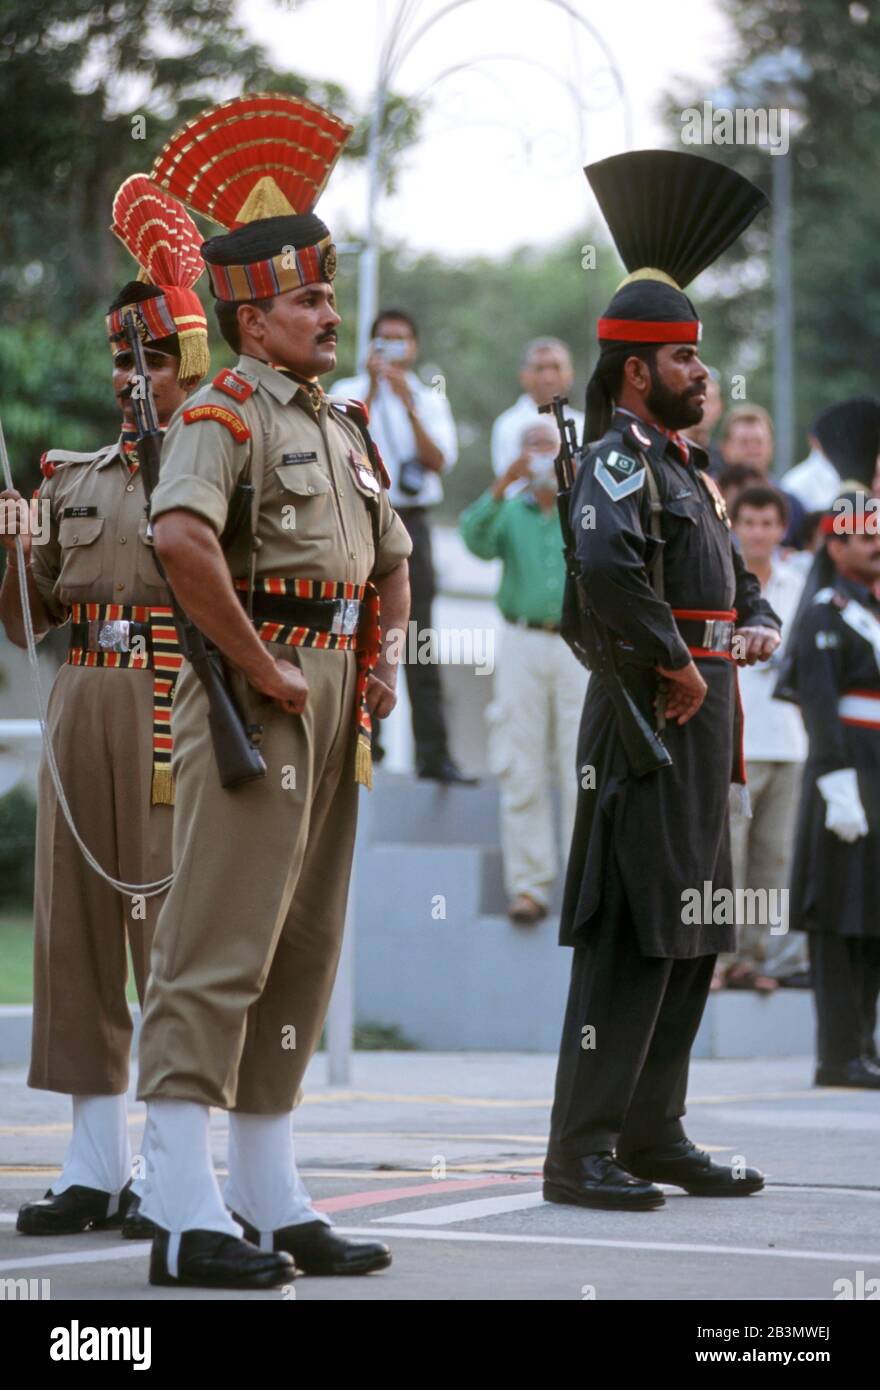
[{"xmin": 334, "ymin": 308, "xmax": 475, "ymax": 783}]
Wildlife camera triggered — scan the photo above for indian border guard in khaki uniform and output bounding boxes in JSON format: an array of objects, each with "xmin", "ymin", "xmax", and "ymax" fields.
[
  {"xmin": 137, "ymin": 94, "xmax": 412, "ymax": 1290},
  {"xmin": 0, "ymin": 175, "xmax": 209, "ymax": 1237}
]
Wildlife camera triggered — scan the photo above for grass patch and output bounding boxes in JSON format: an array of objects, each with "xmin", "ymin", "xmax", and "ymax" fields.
[
  {"xmin": 0, "ymin": 913, "xmax": 35, "ymax": 1004},
  {"xmin": 0, "ymin": 914, "xmax": 138, "ymax": 1005}
]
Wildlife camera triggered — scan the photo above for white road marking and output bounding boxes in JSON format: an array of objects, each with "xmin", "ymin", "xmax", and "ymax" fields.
[
  {"xmin": 0, "ymin": 1243, "xmax": 150, "ymax": 1271},
  {"xmin": 374, "ymin": 1183, "xmax": 880, "ymax": 1226},
  {"xmin": 1, "ymin": 1222, "xmax": 879, "ymax": 1274},
  {"xmin": 381, "ymin": 1191, "xmax": 545, "ymax": 1224},
  {"xmin": 343, "ymin": 1226, "xmax": 880, "ymax": 1263}
]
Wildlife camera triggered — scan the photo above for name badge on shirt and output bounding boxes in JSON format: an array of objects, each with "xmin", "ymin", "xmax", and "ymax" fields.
[
  {"xmin": 282, "ymin": 451, "xmax": 318, "ymax": 466},
  {"xmin": 62, "ymin": 506, "xmax": 98, "ymax": 518}
]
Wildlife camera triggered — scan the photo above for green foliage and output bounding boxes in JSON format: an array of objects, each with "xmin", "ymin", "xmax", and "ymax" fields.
[
  {"xmin": 0, "ymin": 789, "xmax": 37, "ymax": 909},
  {"xmin": 664, "ymin": 0, "xmax": 880, "ymax": 456},
  {"xmin": 0, "ymin": 0, "xmax": 420, "ymax": 483},
  {"xmin": 0, "ymin": 913, "xmax": 35, "ymax": 1004}
]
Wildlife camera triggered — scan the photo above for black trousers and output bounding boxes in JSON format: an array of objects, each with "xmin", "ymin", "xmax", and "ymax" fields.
[
  {"xmin": 373, "ymin": 506, "xmax": 450, "ymax": 767},
  {"xmin": 809, "ymin": 933, "xmax": 880, "ymax": 1065},
  {"xmin": 549, "ymin": 891, "xmax": 715, "ymax": 1158}
]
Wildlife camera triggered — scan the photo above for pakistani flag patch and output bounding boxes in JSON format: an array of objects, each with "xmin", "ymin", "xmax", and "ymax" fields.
[{"xmin": 594, "ymin": 449, "xmax": 645, "ymax": 501}]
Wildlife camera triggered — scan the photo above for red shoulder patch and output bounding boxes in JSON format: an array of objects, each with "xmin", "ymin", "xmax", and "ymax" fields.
[
  {"xmin": 183, "ymin": 404, "xmax": 251, "ymax": 443},
  {"xmin": 40, "ymin": 452, "xmax": 55, "ymax": 479},
  {"xmin": 212, "ymin": 369, "xmax": 255, "ymax": 404},
  {"xmin": 344, "ymin": 397, "xmax": 370, "ymax": 428}
]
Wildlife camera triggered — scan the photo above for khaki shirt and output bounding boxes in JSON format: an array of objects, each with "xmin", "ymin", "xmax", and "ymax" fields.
[
  {"xmin": 31, "ymin": 440, "xmax": 168, "ymax": 624},
  {"xmin": 150, "ymin": 355, "xmax": 412, "ymax": 585}
]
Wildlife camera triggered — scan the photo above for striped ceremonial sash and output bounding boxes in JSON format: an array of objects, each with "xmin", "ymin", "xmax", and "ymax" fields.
[
  {"xmin": 67, "ymin": 601, "xmax": 182, "ymax": 804},
  {"xmin": 234, "ymin": 577, "xmax": 381, "ymax": 788},
  {"xmin": 838, "ymin": 689, "xmax": 880, "ymax": 729}
]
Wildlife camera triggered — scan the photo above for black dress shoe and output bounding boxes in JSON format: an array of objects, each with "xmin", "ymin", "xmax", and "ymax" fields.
[
  {"xmin": 233, "ymin": 1213, "xmax": 391, "ymax": 1275},
  {"xmin": 619, "ymin": 1140, "xmax": 765, "ymax": 1196},
  {"xmin": 543, "ymin": 1152, "xmax": 665, "ymax": 1211},
  {"xmin": 17, "ymin": 1184, "xmax": 127, "ymax": 1236},
  {"xmin": 120, "ymin": 1192, "xmax": 158, "ymax": 1240},
  {"xmin": 417, "ymin": 756, "xmax": 479, "ymax": 786},
  {"xmin": 150, "ymin": 1228, "xmax": 295, "ymax": 1289},
  {"xmin": 815, "ymin": 1057, "xmax": 880, "ymax": 1089}
]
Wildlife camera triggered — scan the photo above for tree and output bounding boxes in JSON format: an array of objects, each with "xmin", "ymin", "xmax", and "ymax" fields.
[
  {"xmin": 0, "ymin": 0, "xmax": 419, "ymax": 482},
  {"xmin": 663, "ymin": 0, "xmax": 880, "ymax": 457}
]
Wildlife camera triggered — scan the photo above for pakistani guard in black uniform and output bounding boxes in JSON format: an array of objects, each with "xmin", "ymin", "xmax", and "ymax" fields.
[
  {"xmin": 776, "ymin": 397, "xmax": 880, "ymax": 1090},
  {"xmin": 544, "ymin": 151, "xmax": 782, "ymax": 1212}
]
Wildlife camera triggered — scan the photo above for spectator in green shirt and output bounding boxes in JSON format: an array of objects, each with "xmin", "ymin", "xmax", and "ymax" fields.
[{"xmin": 460, "ymin": 422, "xmax": 587, "ymax": 925}]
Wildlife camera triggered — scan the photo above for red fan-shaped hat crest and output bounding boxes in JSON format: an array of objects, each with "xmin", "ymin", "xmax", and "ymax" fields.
[
  {"xmin": 108, "ymin": 174, "xmax": 209, "ymax": 380},
  {"xmin": 110, "ymin": 174, "xmax": 205, "ymax": 289},
  {"xmin": 151, "ymin": 93, "xmax": 353, "ymax": 229}
]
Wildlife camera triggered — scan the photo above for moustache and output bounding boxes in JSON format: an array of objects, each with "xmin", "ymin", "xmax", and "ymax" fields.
[{"xmin": 317, "ymin": 331, "xmax": 338, "ymax": 345}]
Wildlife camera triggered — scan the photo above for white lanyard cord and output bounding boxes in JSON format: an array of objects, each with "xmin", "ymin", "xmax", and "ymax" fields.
[{"xmin": 1, "ymin": 422, "xmax": 173, "ymax": 898}]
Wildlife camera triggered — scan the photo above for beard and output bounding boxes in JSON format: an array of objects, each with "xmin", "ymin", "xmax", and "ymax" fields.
[{"xmin": 645, "ymin": 362, "xmax": 705, "ymax": 430}]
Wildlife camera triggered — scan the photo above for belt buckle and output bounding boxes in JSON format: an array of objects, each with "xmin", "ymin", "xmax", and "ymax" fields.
[
  {"xmin": 702, "ymin": 618, "xmax": 732, "ymax": 651},
  {"xmin": 90, "ymin": 618, "xmax": 131, "ymax": 653},
  {"xmin": 330, "ymin": 599, "xmax": 360, "ymax": 636}
]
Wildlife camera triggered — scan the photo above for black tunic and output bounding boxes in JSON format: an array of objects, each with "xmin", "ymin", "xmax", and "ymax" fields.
[
  {"xmin": 786, "ymin": 575, "xmax": 880, "ymax": 938},
  {"xmin": 560, "ymin": 409, "xmax": 780, "ymax": 959}
]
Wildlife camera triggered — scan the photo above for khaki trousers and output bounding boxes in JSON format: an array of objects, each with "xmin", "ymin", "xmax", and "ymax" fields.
[
  {"xmin": 488, "ymin": 623, "xmax": 588, "ymax": 906},
  {"xmin": 29, "ymin": 666, "xmax": 171, "ymax": 1095},
  {"xmin": 137, "ymin": 644, "xmax": 360, "ymax": 1113},
  {"xmin": 721, "ymin": 759, "xmax": 807, "ymax": 978}
]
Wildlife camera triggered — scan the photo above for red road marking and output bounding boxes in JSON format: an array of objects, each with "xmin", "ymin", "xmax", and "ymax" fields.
[{"xmin": 315, "ymin": 1173, "xmax": 537, "ymax": 1214}]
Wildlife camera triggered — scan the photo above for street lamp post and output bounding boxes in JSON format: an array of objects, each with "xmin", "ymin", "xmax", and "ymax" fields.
[{"xmin": 355, "ymin": 0, "xmax": 631, "ymax": 368}]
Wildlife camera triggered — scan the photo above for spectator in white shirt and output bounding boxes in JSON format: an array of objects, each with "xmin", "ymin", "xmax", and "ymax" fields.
[
  {"xmin": 333, "ymin": 308, "xmax": 475, "ymax": 784},
  {"xmin": 780, "ymin": 430, "xmax": 841, "ymax": 513},
  {"xmin": 715, "ymin": 485, "xmax": 810, "ymax": 992},
  {"xmin": 491, "ymin": 338, "xmax": 584, "ymax": 493}
]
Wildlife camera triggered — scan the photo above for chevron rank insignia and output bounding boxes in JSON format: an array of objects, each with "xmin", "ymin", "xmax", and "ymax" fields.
[
  {"xmin": 183, "ymin": 404, "xmax": 250, "ymax": 442},
  {"xmin": 594, "ymin": 449, "xmax": 645, "ymax": 501}
]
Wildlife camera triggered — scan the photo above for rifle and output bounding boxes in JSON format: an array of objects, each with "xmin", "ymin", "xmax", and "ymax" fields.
[
  {"xmin": 122, "ymin": 310, "xmax": 267, "ymax": 788},
  {"xmin": 539, "ymin": 394, "xmax": 671, "ymax": 779}
]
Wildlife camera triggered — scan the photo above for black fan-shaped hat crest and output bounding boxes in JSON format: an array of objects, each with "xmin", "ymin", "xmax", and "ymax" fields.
[
  {"xmin": 585, "ymin": 149, "xmax": 769, "ymax": 287},
  {"xmin": 812, "ymin": 397, "xmax": 880, "ymax": 486}
]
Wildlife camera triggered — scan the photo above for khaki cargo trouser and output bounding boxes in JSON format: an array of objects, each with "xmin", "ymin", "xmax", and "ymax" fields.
[
  {"xmin": 137, "ymin": 643, "xmax": 360, "ymax": 1113},
  {"xmin": 29, "ymin": 665, "xmax": 171, "ymax": 1095}
]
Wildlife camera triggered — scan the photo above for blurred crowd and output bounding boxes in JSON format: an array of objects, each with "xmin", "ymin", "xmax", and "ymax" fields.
[{"xmin": 331, "ymin": 311, "xmax": 880, "ymax": 978}]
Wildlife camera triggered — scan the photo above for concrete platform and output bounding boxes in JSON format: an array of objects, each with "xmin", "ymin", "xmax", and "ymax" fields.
[{"xmin": 1, "ymin": 1052, "xmax": 878, "ymax": 1303}]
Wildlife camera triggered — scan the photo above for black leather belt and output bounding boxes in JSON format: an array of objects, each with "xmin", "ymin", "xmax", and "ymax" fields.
[
  {"xmin": 242, "ymin": 589, "xmax": 362, "ymax": 636},
  {"xmin": 673, "ymin": 616, "xmax": 736, "ymax": 652},
  {"xmin": 69, "ymin": 619, "xmax": 152, "ymax": 654}
]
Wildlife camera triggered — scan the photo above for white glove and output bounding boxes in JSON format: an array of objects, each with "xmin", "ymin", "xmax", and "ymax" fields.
[{"xmin": 816, "ymin": 768, "xmax": 869, "ymax": 843}]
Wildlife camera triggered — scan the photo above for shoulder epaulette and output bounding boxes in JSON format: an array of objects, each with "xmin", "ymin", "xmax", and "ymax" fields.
[
  {"xmin": 212, "ymin": 368, "xmax": 256, "ymax": 404},
  {"xmin": 812, "ymin": 587, "xmax": 847, "ymax": 610},
  {"xmin": 621, "ymin": 420, "xmax": 654, "ymax": 454},
  {"xmin": 337, "ymin": 397, "xmax": 370, "ymax": 428},
  {"xmin": 40, "ymin": 447, "xmax": 109, "ymax": 479}
]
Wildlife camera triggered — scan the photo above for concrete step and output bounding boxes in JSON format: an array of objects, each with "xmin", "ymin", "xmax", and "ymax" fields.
[{"xmin": 365, "ymin": 769, "xmax": 500, "ymax": 846}]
